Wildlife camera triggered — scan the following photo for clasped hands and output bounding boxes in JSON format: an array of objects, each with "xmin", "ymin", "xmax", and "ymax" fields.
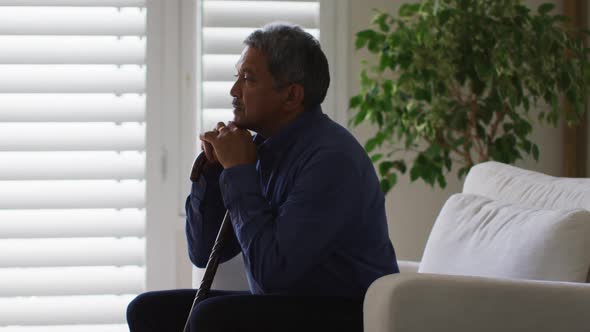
[{"xmin": 200, "ymin": 121, "xmax": 258, "ymax": 169}]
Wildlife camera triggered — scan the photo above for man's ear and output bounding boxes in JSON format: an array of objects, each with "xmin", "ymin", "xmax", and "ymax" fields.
[{"xmin": 283, "ymin": 84, "xmax": 305, "ymax": 111}]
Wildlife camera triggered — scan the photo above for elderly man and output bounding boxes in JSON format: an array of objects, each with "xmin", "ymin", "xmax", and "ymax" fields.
[{"xmin": 127, "ymin": 23, "xmax": 399, "ymax": 332}]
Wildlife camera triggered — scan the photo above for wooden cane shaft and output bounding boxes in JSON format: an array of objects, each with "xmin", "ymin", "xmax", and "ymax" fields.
[{"xmin": 183, "ymin": 153, "xmax": 233, "ymax": 332}]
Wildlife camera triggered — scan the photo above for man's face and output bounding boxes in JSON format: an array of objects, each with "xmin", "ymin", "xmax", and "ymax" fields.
[{"xmin": 230, "ymin": 46, "xmax": 285, "ymax": 134}]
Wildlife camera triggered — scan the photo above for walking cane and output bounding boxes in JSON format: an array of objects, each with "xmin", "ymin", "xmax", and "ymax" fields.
[{"xmin": 182, "ymin": 152, "xmax": 234, "ymax": 332}]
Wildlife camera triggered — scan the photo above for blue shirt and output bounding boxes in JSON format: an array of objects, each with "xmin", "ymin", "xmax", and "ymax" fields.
[{"xmin": 185, "ymin": 106, "xmax": 399, "ymax": 298}]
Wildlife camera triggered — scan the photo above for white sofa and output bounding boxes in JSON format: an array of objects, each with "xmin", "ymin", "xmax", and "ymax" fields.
[{"xmin": 364, "ymin": 162, "xmax": 590, "ymax": 332}]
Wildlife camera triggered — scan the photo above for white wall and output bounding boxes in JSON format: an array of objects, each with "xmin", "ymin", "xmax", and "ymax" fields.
[{"xmin": 347, "ymin": 0, "xmax": 564, "ymax": 261}]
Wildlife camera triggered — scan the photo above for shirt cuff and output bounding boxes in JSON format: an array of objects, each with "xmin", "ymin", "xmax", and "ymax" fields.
[{"xmin": 219, "ymin": 163, "xmax": 259, "ymax": 208}]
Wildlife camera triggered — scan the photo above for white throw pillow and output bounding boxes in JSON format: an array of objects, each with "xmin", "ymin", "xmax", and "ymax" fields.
[{"xmin": 419, "ymin": 193, "xmax": 590, "ymax": 282}]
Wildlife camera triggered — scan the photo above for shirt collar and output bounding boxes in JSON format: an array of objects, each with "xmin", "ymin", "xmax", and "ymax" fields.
[{"xmin": 254, "ymin": 105, "xmax": 323, "ymax": 156}]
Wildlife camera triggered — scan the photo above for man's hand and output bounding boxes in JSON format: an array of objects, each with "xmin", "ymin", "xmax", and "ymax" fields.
[
  {"xmin": 200, "ymin": 121, "xmax": 257, "ymax": 169},
  {"xmin": 200, "ymin": 122, "xmax": 224, "ymax": 165}
]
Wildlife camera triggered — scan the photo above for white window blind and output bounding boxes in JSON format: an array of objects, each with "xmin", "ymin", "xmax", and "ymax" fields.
[
  {"xmin": 0, "ymin": 1, "xmax": 146, "ymax": 331},
  {"xmin": 199, "ymin": 0, "xmax": 320, "ymax": 131}
]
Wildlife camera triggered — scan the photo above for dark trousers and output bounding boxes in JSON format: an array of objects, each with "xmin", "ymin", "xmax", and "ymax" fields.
[{"xmin": 127, "ymin": 289, "xmax": 364, "ymax": 332}]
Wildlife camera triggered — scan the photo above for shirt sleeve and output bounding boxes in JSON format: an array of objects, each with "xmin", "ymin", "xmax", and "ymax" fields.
[
  {"xmin": 219, "ymin": 152, "xmax": 362, "ymax": 293},
  {"xmin": 185, "ymin": 161, "xmax": 242, "ymax": 268}
]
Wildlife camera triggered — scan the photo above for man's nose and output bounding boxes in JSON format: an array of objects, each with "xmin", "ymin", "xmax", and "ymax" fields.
[{"xmin": 230, "ymin": 79, "xmax": 240, "ymax": 98}]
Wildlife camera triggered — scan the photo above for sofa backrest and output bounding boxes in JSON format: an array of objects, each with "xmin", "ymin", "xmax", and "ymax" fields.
[
  {"xmin": 463, "ymin": 161, "xmax": 590, "ymax": 211},
  {"xmin": 462, "ymin": 161, "xmax": 590, "ymax": 282}
]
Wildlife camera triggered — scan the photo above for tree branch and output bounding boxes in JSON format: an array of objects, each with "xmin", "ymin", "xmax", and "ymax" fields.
[
  {"xmin": 469, "ymin": 98, "xmax": 487, "ymax": 163},
  {"xmin": 489, "ymin": 105, "xmax": 506, "ymax": 145}
]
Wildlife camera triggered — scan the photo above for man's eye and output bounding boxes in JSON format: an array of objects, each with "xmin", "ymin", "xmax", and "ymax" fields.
[{"xmin": 234, "ymin": 74, "xmax": 250, "ymax": 81}]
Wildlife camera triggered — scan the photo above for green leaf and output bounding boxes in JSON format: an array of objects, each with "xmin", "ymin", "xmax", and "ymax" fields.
[
  {"xmin": 365, "ymin": 136, "xmax": 380, "ymax": 153},
  {"xmin": 388, "ymin": 173, "xmax": 398, "ymax": 189},
  {"xmin": 457, "ymin": 166, "xmax": 470, "ymax": 179},
  {"xmin": 371, "ymin": 153, "xmax": 384, "ymax": 163},
  {"xmin": 438, "ymin": 8, "xmax": 453, "ymax": 26},
  {"xmin": 437, "ymin": 174, "xmax": 447, "ymax": 188},
  {"xmin": 380, "ymin": 178, "xmax": 392, "ymax": 194},
  {"xmin": 355, "ymin": 29, "xmax": 377, "ymax": 49},
  {"xmin": 538, "ymin": 3, "xmax": 555, "ymax": 15},
  {"xmin": 552, "ymin": 14, "xmax": 569, "ymax": 23},
  {"xmin": 349, "ymin": 95, "xmax": 362, "ymax": 109},
  {"xmin": 410, "ymin": 165, "xmax": 421, "ymax": 182},
  {"xmin": 392, "ymin": 160, "xmax": 407, "ymax": 173},
  {"xmin": 522, "ymin": 97, "xmax": 530, "ymax": 112},
  {"xmin": 372, "ymin": 12, "xmax": 390, "ymax": 32},
  {"xmin": 367, "ymin": 33, "xmax": 385, "ymax": 53},
  {"xmin": 399, "ymin": 3, "xmax": 421, "ymax": 17},
  {"xmin": 444, "ymin": 155, "xmax": 452, "ymax": 171},
  {"xmin": 532, "ymin": 144, "xmax": 540, "ymax": 161},
  {"xmin": 415, "ymin": 88, "xmax": 431, "ymax": 102},
  {"xmin": 522, "ymin": 139, "xmax": 532, "ymax": 153},
  {"xmin": 353, "ymin": 107, "xmax": 368, "ymax": 126},
  {"xmin": 379, "ymin": 161, "xmax": 394, "ymax": 177}
]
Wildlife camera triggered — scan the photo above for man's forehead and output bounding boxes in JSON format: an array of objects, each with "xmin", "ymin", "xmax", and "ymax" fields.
[
  {"xmin": 235, "ymin": 63, "xmax": 256, "ymax": 74},
  {"xmin": 235, "ymin": 46, "xmax": 264, "ymax": 71}
]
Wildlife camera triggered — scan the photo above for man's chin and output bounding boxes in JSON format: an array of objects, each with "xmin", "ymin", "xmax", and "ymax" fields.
[{"xmin": 232, "ymin": 111, "xmax": 248, "ymax": 129}]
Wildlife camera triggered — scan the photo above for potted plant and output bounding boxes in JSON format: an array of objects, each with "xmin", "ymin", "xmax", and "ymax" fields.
[{"xmin": 350, "ymin": 0, "xmax": 590, "ymax": 193}]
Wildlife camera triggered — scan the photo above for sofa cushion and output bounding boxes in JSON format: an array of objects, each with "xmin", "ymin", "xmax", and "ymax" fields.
[
  {"xmin": 463, "ymin": 161, "xmax": 590, "ymax": 211},
  {"xmin": 419, "ymin": 193, "xmax": 590, "ymax": 283}
]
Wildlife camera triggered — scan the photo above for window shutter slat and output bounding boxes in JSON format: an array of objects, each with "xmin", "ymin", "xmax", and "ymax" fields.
[
  {"xmin": 0, "ymin": 37, "xmax": 145, "ymax": 64},
  {"xmin": 0, "ymin": 238, "xmax": 144, "ymax": 268},
  {"xmin": 0, "ymin": 324, "xmax": 129, "ymax": 332},
  {"xmin": 202, "ymin": 27, "xmax": 318, "ymax": 54},
  {"xmin": 0, "ymin": 295, "xmax": 136, "ymax": 325},
  {"xmin": 0, "ymin": 7, "xmax": 145, "ymax": 36},
  {"xmin": 202, "ymin": 81, "xmax": 234, "ymax": 110},
  {"xmin": 0, "ymin": 0, "xmax": 144, "ymax": 6},
  {"xmin": 203, "ymin": 1, "xmax": 319, "ymax": 28},
  {"xmin": 0, "ymin": 152, "xmax": 145, "ymax": 180},
  {"xmin": 0, "ymin": 180, "xmax": 145, "ymax": 209},
  {"xmin": 203, "ymin": 28, "xmax": 253, "ymax": 54},
  {"xmin": 202, "ymin": 54, "xmax": 240, "ymax": 82},
  {"xmin": 0, "ymin": 65, "xmax": 145, "ymax": 93},
  {"xmin": 0, "ymin": 266, "xmax": 144, "ymax": 296},
  {"xmin": 0, "ymin": 94, "xmax": 145, "ymax": 122},
  {"xmin": 0, "ymin": 209, "xmax": 145, "ymax": 238},
  {"xmin": 0, "ymin": 123, "xmax": 145, "ymax": 151},
  {"xmin": 0, "ymin": 0, "xmax": 145, "ymax": 7}
]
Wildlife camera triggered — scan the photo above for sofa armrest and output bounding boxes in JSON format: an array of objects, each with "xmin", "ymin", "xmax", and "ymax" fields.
[
  {"xmin": 397, "ymin": 260, "xmax": 420, "ymax": 273},
  {"xmin": 364, "ymin": 273, "xmax": 590, "ymax": 332}
]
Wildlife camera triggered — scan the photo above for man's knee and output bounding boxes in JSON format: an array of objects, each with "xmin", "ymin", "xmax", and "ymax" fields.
[
  {"xmin": 127, "ymin": 292, "xmax": 158, "ymax": 330},
  {"xmin": 189, "ymin": 296, "xmax": 238, "ymax": 332},
  {"xmin": 126, "ymin": 293, "xmax": 144, "ymax": 328}
]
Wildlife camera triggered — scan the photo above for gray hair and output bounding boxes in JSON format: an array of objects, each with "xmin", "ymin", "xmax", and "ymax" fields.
[{"xmin": 244, "ymin": 23, "xmax": 330, "ymax": 109}]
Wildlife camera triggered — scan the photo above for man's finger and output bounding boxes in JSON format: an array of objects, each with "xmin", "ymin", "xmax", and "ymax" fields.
[
  {"xmin": 200, "ymin": 131, "xmax": 218, "ymax": 143},
  {"xmin": 215, "ymin": 122, "xmax": 226, "ymax": 131},
  {"xmin": 201, "ymin": 141, "xmax": 217, "ymax": 162}
]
